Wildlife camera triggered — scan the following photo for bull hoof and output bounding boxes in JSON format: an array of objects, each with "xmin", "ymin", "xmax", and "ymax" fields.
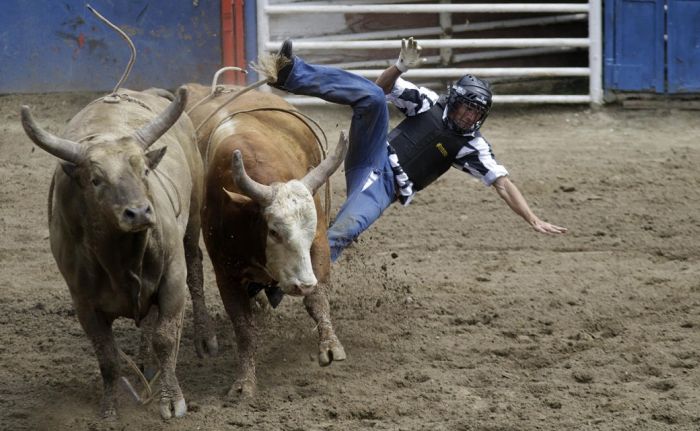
[
  {"xmin": 227, "ymin": 378, "xmax": 255, "ymax": 400},
  {"xmin": 318, "ymin": 335, "xmax": 347, "ymax": 366},
  {"xmin": 194, "ymin": 333, "xmax": 219, "ymax": 358},
  {"xmin": 160, "ymin": 396, "xmax": 187, "ymax": 419}
]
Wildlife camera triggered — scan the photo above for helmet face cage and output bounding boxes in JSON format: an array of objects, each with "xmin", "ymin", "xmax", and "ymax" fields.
[{"xmin": 446, "ymin": 75, "xmax": 493, "ymax": 134}]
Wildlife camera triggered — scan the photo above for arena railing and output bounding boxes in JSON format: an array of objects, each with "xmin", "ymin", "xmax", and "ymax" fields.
[{"xmin": 256, "ymin": 0, "xmax": 603, "ymax": 105}]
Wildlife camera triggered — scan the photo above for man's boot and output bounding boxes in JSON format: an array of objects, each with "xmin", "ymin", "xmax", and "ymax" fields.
[{"xmin": 270, "ymin": 39, "xmax": 294, "ymax": 90}]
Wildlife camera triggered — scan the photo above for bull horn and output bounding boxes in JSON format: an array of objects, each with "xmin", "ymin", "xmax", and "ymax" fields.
[
  {"xmin": 301, "ymin": 130, "xmax": 349, "ymax": 194},
  {"xmin": 230, "ymin": 150, "xmax": 274, "ymax": 206},
  {"xmin": 133, "ymin": 86, "xmax": 188, "ymax": 149},
  {"xmin": 20, "ymin": 105, "xmax": 83, "ymax": 164}
]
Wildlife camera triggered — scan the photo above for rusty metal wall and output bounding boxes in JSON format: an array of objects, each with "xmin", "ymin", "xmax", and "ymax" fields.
[{"xmin": 0, "ymin": 0, "xmax": 221, "ymax": 93}]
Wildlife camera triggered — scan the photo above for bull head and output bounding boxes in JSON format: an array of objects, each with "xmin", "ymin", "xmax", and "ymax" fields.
[
  {"xmin": 224, "ymin": 131, "xmax": 348, "ymax": 295},
  {"xmin": 21, "ymin": 87, "xmax": 188, "ymax": 233}
]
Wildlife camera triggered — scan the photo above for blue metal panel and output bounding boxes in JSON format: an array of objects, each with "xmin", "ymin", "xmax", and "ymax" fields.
[
  {"xmin": 0, "ymin": 0, "xmax": 221, "ymax": 93},
  {"xmin": 668, "ymin": 0, "xmax": 700, "ymax": 92},
  {"xmin": 604, "ymin": 0, "xmax": 664, "ymax": 92}
]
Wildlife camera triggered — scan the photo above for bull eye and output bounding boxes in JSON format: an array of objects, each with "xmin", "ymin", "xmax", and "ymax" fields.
[
  {"xmin": 144, "ymin": 168, "xmax": 150, "ymax": 176},
  {"xmin": 91, "ymin": 177, "xmax": 101, "ymax": 187},
  {"xmin": 268, "ymin": 228, "xmax": 281, "ymax": 242}
]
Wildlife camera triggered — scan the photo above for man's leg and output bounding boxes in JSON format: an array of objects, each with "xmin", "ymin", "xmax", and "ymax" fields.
[
  {"xmin": 273, "ymin": 52, "xmax": 396, "ymax": 260},
  {"xmin": 327, "ymin": 159, "xmax": 396, "ymax": 262},
  {"xmin": 279, "ymin": 57, "xmax": 391, "ymax": 189}
]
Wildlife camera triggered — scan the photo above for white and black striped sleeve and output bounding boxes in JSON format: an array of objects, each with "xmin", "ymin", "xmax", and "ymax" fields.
[
  {"xmin": 452, "ymin": 134, "xmax": 509, "ymax": 186},
  {"xmin": 386, "ymin": 77, "xmax": 439, "ymax": 117}
]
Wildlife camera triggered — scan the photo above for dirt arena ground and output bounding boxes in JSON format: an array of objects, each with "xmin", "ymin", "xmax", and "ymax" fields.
[{"xmin": 1, "ymin": 92, "xmax": 699, "ymax": 431}]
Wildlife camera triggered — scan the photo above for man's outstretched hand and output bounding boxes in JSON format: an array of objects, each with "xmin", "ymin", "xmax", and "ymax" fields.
[
  {"xmin": 395, "ymin": 37, "xmax": 423, "ymax": 73},
  {"xmin": 530, "ymin": 217, "xmax": 568, "ymax": 235}
]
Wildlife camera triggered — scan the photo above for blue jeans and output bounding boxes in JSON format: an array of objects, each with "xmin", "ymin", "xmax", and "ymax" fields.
[{"xmin": 282, "ymin": 58, "xmax": 396, "ymax": 261}]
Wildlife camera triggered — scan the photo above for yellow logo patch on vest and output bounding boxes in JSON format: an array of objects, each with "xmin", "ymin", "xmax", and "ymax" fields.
[{"xmin": 435, "ymin": 142, "xmax": 448, "ymax": 157}]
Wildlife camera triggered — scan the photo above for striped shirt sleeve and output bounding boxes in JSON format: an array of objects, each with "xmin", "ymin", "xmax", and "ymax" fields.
[
  {"xmin": 386, "ymin": 77, "xmax": 439, "ymax": 116},
  {"xmin": 452, "ymin": 133, "xmax": 509, "ymax": 186}
]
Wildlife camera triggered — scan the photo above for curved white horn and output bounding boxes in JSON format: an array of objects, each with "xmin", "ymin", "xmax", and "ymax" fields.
[
  {"xmin": 230, "ymin": 150, "xmax": 274, "ymax": 206},
  {"xmin": 133, "ymin": 86, "xmax": 188, "ymax": 149},
  {"xmin": 301, "ymin": 130, "xmax": 349, "ymax": 194},
  {"xmin": 21, "ymin": 106, "xmax": 83, "ymax": 164}
]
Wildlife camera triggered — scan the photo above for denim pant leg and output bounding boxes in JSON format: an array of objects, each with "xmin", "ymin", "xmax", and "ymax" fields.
[
  {"xmin": 327, "ymin": 158, "xmax": 396, "ymax": 262},
  {"xmin": 283, "ymin": 57, "xmax": 395, "ymax": 261},
  {"xmin": 283, "ymin": 58, "xmax": 391, "ymax": 190}
]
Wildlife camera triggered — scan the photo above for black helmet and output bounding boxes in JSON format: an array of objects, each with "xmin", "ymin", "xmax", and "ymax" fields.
[{"xmin": 445, "ymin": 75, "xmax": 493, "ymax": 134}]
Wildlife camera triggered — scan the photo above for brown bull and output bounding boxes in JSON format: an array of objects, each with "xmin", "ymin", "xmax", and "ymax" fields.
[
  {"xmin": 184, "ymin": 83, "xmax": 348, "ymax": 397},
  {"xmin": 21, "ymin": 87, "xmax": 216, "ymax": 419}
]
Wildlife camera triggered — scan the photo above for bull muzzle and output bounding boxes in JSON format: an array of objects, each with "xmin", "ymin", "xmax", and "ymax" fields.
[
  {"xmin": 119, "ymin": 203, "xmax": 155, "ymax": 232},
  {"xmin": 280, "ymin": 276, "xmax": 317, "ymax": 296}
]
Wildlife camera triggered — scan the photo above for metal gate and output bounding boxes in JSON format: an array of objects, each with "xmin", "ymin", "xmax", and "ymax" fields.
[
  {"xmin": 668, "ymin": 0, "xmax": 700, "ymax": 92},
  {"xmin": 604, "ymin": 0, "xmax": 700, "ymax": 93},
  {"xmin": 257, "ymin": 0, "xmax": 604, "ymax": 105}
]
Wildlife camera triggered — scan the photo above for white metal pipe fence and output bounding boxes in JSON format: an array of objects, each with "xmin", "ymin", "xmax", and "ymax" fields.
[
  {"xmin": 257, "ymin": 0, "xmax": 603, "ymax": 105},
  {"xmin": 302, "ymin": 14, "xmax": 587, "ymax": 42}
]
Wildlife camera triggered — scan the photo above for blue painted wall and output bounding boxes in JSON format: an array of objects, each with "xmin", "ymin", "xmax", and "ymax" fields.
[
  {"xmin": 668, "ymin": 0, "xmax": 700, "ymax": 93},
  {"xmin": 604, "ymin": 0, "xmax": 664, "ymax": 93},
  {"xmin": 0, "ymin": 0, "xmax": 222, "ymax": 93}
]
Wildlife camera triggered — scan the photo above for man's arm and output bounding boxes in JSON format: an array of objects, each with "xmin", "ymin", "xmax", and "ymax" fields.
[
  {"xmin": 492, "ymin": 176, "xmax": 568, "ymax": 235},
  {"xmin": 376, "ymin": 37, "xmax": 422, "ymax": 94},
  {"xmin": 376, "ymin": 65, "xmax": 403, "ymax": 95}
]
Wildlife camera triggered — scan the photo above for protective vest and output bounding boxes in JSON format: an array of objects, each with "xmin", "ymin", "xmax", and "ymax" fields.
[{"xmin": 388, "ymin": 97, "xmax": 467, "ymax": 191}]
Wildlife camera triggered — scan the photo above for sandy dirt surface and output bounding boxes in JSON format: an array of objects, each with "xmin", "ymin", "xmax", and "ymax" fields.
[{"xmin": 1, "ymin": 92, "xmax": 699, "ymax": 431}]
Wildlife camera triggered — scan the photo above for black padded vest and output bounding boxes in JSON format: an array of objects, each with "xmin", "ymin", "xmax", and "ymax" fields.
[{"xmin": 388, "ymin": 97, "xmax": 466, "ymax": 191}]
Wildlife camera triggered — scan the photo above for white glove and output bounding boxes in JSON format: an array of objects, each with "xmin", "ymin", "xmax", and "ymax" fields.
[{"xmin": 394, "ymin": 37, "xmax": 422, "ymax": 73}]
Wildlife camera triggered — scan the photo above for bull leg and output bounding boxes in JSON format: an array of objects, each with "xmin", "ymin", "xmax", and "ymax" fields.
[
  {"xmin": 303, "ymin": 283, "xmax": 347, "ymax": 366},
  {"xmin": 74, "ymin": 305, "xmax": 120, "ymax": 420},
  {"xmin": 217, "ymin": 277, "xmax": 257, "ymax": 399},
  {"xmin": 137, "ymin": 305, "xmax": 159, "ymax": 380},
  {"xmin": 184, "ymin": 226, "xmax": 218, "ymax": 358},
  {"xmin": 153, "ymin": 268, "xmax": 187, "ymax": 419}
]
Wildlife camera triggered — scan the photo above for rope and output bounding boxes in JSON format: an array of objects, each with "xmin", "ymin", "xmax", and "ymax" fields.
[
  {"xmin": 193, "ymin": 79, "xmax": 268, "ymax": 135},
  {"xmin": 185, "ymin": 66, "xmax": 248, "ymax": 116},
  {"xmin": 118, "ymin": 347, "xmax": 154, "ymax": 403},
  {"xmin": 86, "ymin": 5, "xmax": 136, "ymax": 95},
  {"xmin": 151, "ymin": 168, "xmax": 182, "ymax": 218},
  {"xmin": 118, "ymin": 307, "xmax": 185, "ymax": 406}
]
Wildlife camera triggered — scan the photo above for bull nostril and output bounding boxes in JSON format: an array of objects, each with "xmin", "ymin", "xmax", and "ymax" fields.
[{"xmin": 123, "ymin": 205, "xmax": 152, "ymax": 223}]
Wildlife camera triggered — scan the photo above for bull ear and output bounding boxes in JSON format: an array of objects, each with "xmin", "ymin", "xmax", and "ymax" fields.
[
  {"xmin": 61, "ymin": 162, "xmax": 79, "ymax": 179},
  {"xmin": 145, "ymin": 146, "xmax": 167, "ymax": 169},
  {"xmin": 223, "ymin": 188, "xmax": 253, "ymax": 206},
  {"xmin": 301, "ymin": 130, "xmax": 349, "ymax": 194}
]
